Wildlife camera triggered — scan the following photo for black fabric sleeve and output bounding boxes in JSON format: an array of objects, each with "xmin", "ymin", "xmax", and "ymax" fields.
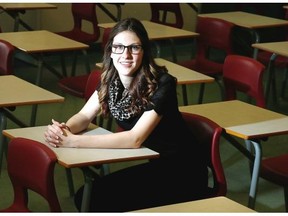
[{"xmin": 146, "ymin": 73, "xmax": 177, "ymax": 115}]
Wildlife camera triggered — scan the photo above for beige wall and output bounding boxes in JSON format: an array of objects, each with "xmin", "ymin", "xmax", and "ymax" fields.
[{"xmin": 0, "ymin": 3, "xmax": 200, "ymax": 42}]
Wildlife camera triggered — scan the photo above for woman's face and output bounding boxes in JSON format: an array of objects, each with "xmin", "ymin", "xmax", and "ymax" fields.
[{"xmin": 110, "ymin": 30, "xmax": 143, "ymax": 77}]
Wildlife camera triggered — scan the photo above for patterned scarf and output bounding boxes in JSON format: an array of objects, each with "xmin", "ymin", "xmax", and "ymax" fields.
[{"xmin": 108, "ymin": 77, "xmax": 143, "ymax": 121}]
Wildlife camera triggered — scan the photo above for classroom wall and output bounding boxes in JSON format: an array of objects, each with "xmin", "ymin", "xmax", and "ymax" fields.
[{"xmin": 0, "ymin": 3, "xmax": 200, "ymax": 43}]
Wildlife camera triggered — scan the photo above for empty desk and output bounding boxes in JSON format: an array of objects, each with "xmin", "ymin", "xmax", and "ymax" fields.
[
  {"xmin": 199, "ymin": 11, "xmax": 288, "ymax": 58},
  {"xmin": 3, "ymin": 124, "xmax": 159, "ymax": 212},
  {"xmin": 0, "ymin": 30, "xmax": 89, "ymax": 86},
  {"xmin": 0, "ymin": 3, "xmax": 57, "ymax": 31},
  {"xmin": 179, "ymin": 100, "xmax": 288, "ymax": 209},
  {"xmin": 134, "ymin": 196, "xmax": 256, "ymax": 212}
]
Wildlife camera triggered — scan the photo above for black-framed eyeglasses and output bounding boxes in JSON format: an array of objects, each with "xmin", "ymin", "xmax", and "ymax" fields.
[{"xmin": 111, "ymin": 44, "xmax": 142, "ymax": 54}]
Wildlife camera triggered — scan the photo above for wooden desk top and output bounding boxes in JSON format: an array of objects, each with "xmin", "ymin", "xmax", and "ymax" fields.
[
  {"xmin": 179, "ymin": 100, "xmax": 288, "ymax": 139},
  {"xmin": 98, "ymin": 20, "xmax": 199, "ymax": 40},
  {"xmin": 134, "ymin": 196, "xmax": 256, "ymax": 212},
  {"xmin": 0, "ymin": 3, "xmax": 57, "ymax": 10},
  {"xmin": 199, "ymin": 11, "xmax": 288, "ymax": 29},
  {"xmin": 0, "ymin": 75, "xmax": 64, "ymax": 107},
  {"xmin": 252, "ymin": 41, "xmax": 288, "ymax": 58},
  {"xmin": 96, "ymin": 58, "xmax": 214, "ymax": 85},
  {"xmin": 0, "ymin": 30, "xmax": 88, "ymax": 53},
  {"xmin": 155, "ymin": 58, "xmax": 214, "ymax": 84},
  {"xmin": 3, "ymin": 125, "xmax": 159, "ymax": 168}
]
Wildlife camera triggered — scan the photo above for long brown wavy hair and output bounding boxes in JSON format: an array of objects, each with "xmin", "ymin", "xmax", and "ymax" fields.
[{"xmin": 98, "ymin": 18, "xmax": 168, "ymax": 118}]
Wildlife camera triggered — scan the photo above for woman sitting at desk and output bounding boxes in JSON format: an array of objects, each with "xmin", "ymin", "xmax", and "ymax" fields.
[{"xmin": 44, "ymin": 17, "xmax": 208, "ymax": 212}]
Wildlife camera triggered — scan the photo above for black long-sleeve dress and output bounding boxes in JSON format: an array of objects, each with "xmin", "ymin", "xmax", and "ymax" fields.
[{"xmin": 74, "ymin": 72, "xmax": 208, "ymax": 212}]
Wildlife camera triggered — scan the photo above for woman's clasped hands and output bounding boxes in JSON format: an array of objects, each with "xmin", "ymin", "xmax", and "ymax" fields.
[{"xmin": 44, "ymin": 119, "xmax": 74, "ymax": 148}]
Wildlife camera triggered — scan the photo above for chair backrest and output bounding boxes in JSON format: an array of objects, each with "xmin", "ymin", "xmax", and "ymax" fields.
[
  {"xmin": 195, "ymin": 16, "xmax": 235, "ymax": 68},
  {"xmin": 181, "ymin": 112, "xmax": 227, "ymax": 197},
  {"xmin": 84, "ymin": 69, "xmax": 102, "ymax": 101},
  {"xmin": 2, "ymin": 137, "xmax": 61, "ymax": 212},
  {"xmin": 70, "ymin": 3, "xmax": 100, "ymax": 43},
  {"xmin": 150, "ymin": 3, "xmax": 184, "ymax": 29},
  {"xmin": 0, "ymin": 39, "xmax": 15, "ymax": 76},
  {"xmin": 223, "ymin": 55, "xmax": 266, "ymax": 108}
]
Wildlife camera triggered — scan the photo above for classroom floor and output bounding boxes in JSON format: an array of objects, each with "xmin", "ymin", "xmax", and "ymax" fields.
[{"xmin": 1, "ymin": 39, "xmax": 288, "ymax": 212}]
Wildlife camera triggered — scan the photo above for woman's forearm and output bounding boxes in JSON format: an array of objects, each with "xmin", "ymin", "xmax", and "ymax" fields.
[{"xmin": 66, "ymin": 112, "xmax": 92, "ymax": 134}]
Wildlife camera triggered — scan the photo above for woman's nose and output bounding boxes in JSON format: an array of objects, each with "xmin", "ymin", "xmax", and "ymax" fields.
[{"xmin": 122, "ymin": 47, "xmax": 132, "ymax": 58}]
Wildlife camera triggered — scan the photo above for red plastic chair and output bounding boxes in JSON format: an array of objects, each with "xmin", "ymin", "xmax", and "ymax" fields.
[
  {"xmin": 223, "ymin": 54, "xmax": 288, "ymax": 210},
  {"xmin": 56, "ymin": 3, "xmax": 100, "ymax": 76},
  {"xmin": 149, "ymin": 3, "xmax": 184, "ymax": 62},
  {"xmin": 0, "ymin": 39, "xmax": 14, "ymax": 76},
  {"xmin": 150, "ymin": 3, "xmax": 183, "ymax": 29},
  {"xmin": 223, "ymin": 55, "xmax": 266, "ymax": 108},
  {"xmin": 260, "ymin": 154, "xmax": 288, "ymax": 211},
  {"xmin": 57, "ymin": 3, "xmax": 100, "ymax": 44},
  {"xmin": 181, "ymin": 112, "xmax": 226, "ymax": 197},
  {"xmin": 178, "ymin": 16, "xmax": 235, "ymax": 104},
  {"xmin": 0, "ymin": 137, "xmax": 61, "ymax": 212},
  {"xmin": 57, "ymin": 28, "xmax": 111, "ymax": 98},
  {"xmin": 256, "ymin": 8, "xmax": 288, "ymax": 99}
]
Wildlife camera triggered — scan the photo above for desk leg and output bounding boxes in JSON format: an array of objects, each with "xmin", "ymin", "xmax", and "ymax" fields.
[
  {"xmin": 97, "ymin": 3, "xmax": 122, "ymax": 21},
  {"xmin": 265, "ymin": 53, "xmax": 278, "ymax": 105},
  {"xmin": 169, "ymin": 39, "xmax": 177, "ymax": 62},
  {"xmin": 181, "ymin": 85, "xmax": 188, "ymax": 105},
  {"xmin": 13, "ymin": 13, "xmax": 20, "ymax": 32},
  {"xmin": 0, "ymin": 109, "xmax": 7, "ymax": 175},
  {"xmin": 5, "ymin": 11, "xmax": 33, "ymax": 32},
  {"xmin": 252, "ymin": 31, "xmax": 260, "ymax": 59},
  {"xmin": 35, "ymin": 56, "xmax": 64, "ymax": 86},
  {"xmin": 223, "ymin": 133, "xmax": 261, "ymax": 209},
  {"xmin": 36, "ymin": 59, "xmax": 44, "ymax": 86},
  {"xmin": 80, "ymin": 167, "xmax": 96, "ymax": 212},
  {"xmin": 246, "ymin": 140, "xmax": 262, "ymax": 209},
  {"xmin": 30, "ymin": 105, "xmax": 38, "ymax": 127}
]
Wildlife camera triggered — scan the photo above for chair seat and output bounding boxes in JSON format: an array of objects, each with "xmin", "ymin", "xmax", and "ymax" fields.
[
  {"xmin": 261, "ymin": 154, "xmax": 288, "ymax": 186},
  {"xmin": 58, "ymin": 74, "xmax": 89, "ymax": 98},
  {"xmin": 57, "ymin": 29, "xmax": 98, "ymax": 45}
]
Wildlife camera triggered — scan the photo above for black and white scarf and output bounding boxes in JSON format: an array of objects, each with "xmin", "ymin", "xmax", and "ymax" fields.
[{"xmin": 108, "ymin": 77, "xmax": 143, "ymax": 121}]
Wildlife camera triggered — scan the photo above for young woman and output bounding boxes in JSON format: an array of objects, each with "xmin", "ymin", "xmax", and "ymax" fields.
[{"xmin": 44, "ymin": 18, "xmax": 208, "ymax": 212}]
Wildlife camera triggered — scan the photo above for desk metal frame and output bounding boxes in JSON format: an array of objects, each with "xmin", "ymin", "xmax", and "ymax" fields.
[{"xmin": 0, "ymin": 3, "xmax": 57, "ymax": 32}]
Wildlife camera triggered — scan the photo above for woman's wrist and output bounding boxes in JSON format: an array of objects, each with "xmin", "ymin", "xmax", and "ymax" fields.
[{"xmin": 62, "ymin": 124, "xmax": 71, "ymax": 132}]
